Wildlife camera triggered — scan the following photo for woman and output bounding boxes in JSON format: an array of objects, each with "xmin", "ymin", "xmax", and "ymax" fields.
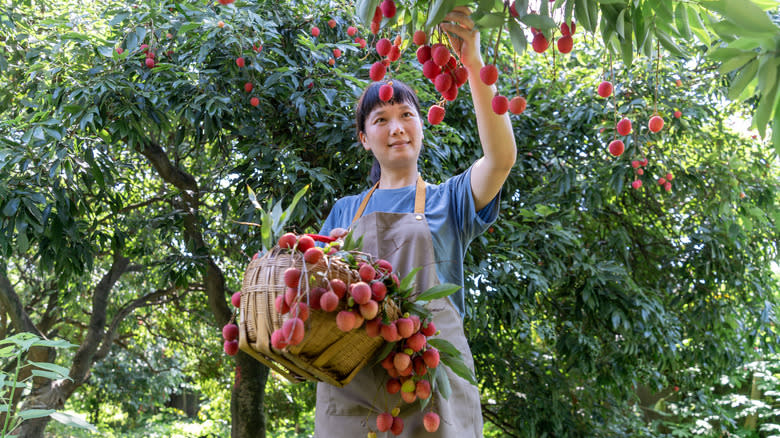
[{"xmin": 314, "ymin": 7, "xmax": 516, "ymax": 437}]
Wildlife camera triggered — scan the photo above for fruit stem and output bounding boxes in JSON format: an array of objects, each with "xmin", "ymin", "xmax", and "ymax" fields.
[{"xmin": 654, "ymin": 41, "xmax": 660, "ymax": 115}]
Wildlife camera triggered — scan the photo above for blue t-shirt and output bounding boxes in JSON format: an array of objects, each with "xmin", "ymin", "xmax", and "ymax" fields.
[{"xmin": 319, "ymin": 166, "xmax": 500, "ymax": 317}]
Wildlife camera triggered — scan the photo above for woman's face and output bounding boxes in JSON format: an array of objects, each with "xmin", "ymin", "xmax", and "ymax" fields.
[{"xmin": 359, "ymin": 101, "xmax": 423, "ymax": 173}]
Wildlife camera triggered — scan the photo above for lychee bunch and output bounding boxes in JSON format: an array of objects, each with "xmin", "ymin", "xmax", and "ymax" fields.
[{"xmin": 416, "ymin": 39, "xmax": 470, "ymax": 124}]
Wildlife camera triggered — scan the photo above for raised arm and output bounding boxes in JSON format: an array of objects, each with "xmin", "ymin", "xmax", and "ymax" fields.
[{"xmin": 440, "ymin": 7, "xmax": 517, "ymax": 211}]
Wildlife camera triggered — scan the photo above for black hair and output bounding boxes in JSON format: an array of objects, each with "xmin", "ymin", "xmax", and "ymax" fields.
[{"xmin": 354, "ymin": 80, "xmax": 421, "ymax": 185}]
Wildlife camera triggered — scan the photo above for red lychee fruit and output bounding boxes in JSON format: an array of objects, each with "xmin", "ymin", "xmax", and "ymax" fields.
[
  {"xmin": 492, "ymin": 95, "xmax": 509, "ymax": 115},
  {"xmin": 327, "ymin": 57, "xmax": 335, "ymax": 66},
  {"xmin": 328, "ymin": 19, "xmax": 337, "ymax": 28},
  {"xmin": 391, "ymin": 416, "xmax": 404, "ymax": 435},
  {"xmin": 224, "ymin": 339, "xmax": 239, "ymax": 355},
  {"xmin": 442, "ymin": 82, "xmax": 459, "ymax": 101},
  {"xmin": 359, "ymin": 263, "xmax": 376, "ymax": 282},
  {"xmin": 406, "ymin": 332, "xmax": 426, "ymax": 352},
  {"xmin": 250, "ymin": 97, "xmax": 259, "ymax": 107},
  {"xmin": 376, "ymin": 38, "xmax": 392, "ymax": 57},
  {"xmin": 231, "ymin": 291, "xmax": 242, "ymax": 307},
  {"xmin": 282, "ymin": 317, "xmax": 305, "ymax": 345},
  {"xmin": 292, "ymin": 302, "xmax": 309, "ymax": 322},
  {"xmin": 409, "ymin": 314, "xmax": 421, "ymax": 332},
  {"xmin": 423, "ymin": 412, "xmax": 440, "ymax": 432},
  {"xmin": 333, "ymin": 48, "xmax": 342, "ymax": 58},
  {"xmin": 417, "ymin": 45, "xmax": 432, "ymax": 64},
  {"xmin": 639, "ymin": 157, "xmax": 648, "ymax": 166},
  {"xmin": 453, "ymin": 66, "xmax": 469, "ymax": 87},
  {"xmin": 416, "ymin": 379, "xmax": 432, "ymax": 399},
  {"xmin": 387, "ymin": 45, "xmax": 401, "ymax": 62},
  {"xmin": 396, "ymin": 318, "xmax": 415, "ymax": 338},
  {"xmin": 283, "ymin": 267, "xmax": 301, "ymax": 288},
  {"xmin": 422, "ymin": 59, "xmax": 441, "ymax": 80},
  {"xmin": 350, "ymin": 281, "xmax": 372, "ymax": 305},
  {"xmin": 598, "ymin": 81, "xmax": 613, "ymax": 98},
  {"xmin": 370, "ymin": 61, "xmax": 387, "ymax": 82},
  {"xmin": 428, "ymin": 105, "xmax": 445, "ymax": 125},
  {"xmin": 413, "ymin": 356, "xmax": 428, "ymax": 376},
  {"xmin": 309, "ymin": 287, "xmax": 326, "ymax": 310},
  {"xmin": 359, "ymin": 300, "xmax": 379, "ymax": 320},
  {"xmin": 311, "ymin": 26, "xmax": 320, "ymax": 37},
  {"xmin": 371, "ymin": 281, "xmax": 387, "ymax": 301},
  {"xmin": 278, "ymin": 232, "xmax": 297, "ymax": 248},
  {"xmin": 648, "ymin": 115, "xmax": 664, "ymax": 133},
  {"xmin": 222, "ymin": 324, "xmax": 239, "ymax": 341},
  {"xmin": 381, "ymin": 321, "xmax": 400, "ymax": 342},
  {"xmin": 421, "ymin": 321, "xmax": 436, "ymax": 336},
  {"xmin": 666, "ymin": 172, "xmax": 674, "ymax": 181},
  {"xmin": 658, "ymin": 177, "xmax": 667, "ymax": 185},
  {"xmin": 236, "ymin": 57, "xmax": 245, "ymax": 67},
  {"xmin": 145, "ymin": 57, "xmax": 155, "ymax": 68},
  {"xmin": 674, "ymin": 110, "xmax": 681, "ymax": 118},
  {"xmin": 303, "ymin": 247, "xmax": 323, "ymax": 264},
  {"xmin": 479, "ymin": 64, "xmax": 498, "ymax": 86},
  {"xmin": 561, "ymin": 22, "xmax": 571, "ymax": 36},
  {"xmin": 631, "ymin": 160, "xmax": 640, "ymax": 168},
  {"xmin": 434, "ymin": 73, "xmax": 453, "ymax": 93},
  {"xmin": 275, "ymin": 294, "xmax": 290, "ymax": 314},
  {"xmin": 401, "ymin": 389, "xmax": 417, "ymax": 403},
  {"xmin": 509, "ymin": 0, "xmax": 519, "ymax": 17},
  {"xmin": 617, "ymin": 118, "xmax": 632, "ymax": 136},
  {"xmin": 270, "ymin": 329, "xmax": 288, "ymax": 349},
  {"xmin": 377, "ymin": 412, "xmax": 393, "ymax": 432},
  {"xmin": 284, "ymin": 287, "xmax": 299, "ymax": 307},
  {"xmin": 632, "ymin": 179, "xmax": 643, "ymax": 189},
  {"xmin": 393, "ymin": 352, "xmax": 411, "ymax": 371},
  {"xmin": 532, "ymin": 32, "xmax": 549, "ymax": 53},
  {"xmin": 509, "ymin": 96, "xmax": 527, "ymax": 115},
  {"xmin": 423, "ymin": 347, "xmax": 440, "ymax": 368},
  {"xmin": 378, "ymin": 83, "xmax": 394, "ymax": 101},
  {"xmin": 356, "ymin": 37, "xmax": 367, "ymax": 49},
  {"xmin": 116, "ymin": 47, "xmax": 124, "ymax": 54},
  {"xmin": 375, "ymin": 259, "xmax": 393, "ymax": 274},
  {"xmin": 557, "ymin": 35, "xmax": 573, "ymax": 54},
  {"xmin": 675, "ymin": 79, "xmax": 682, "ymax": 87},
  {"xmin": 432, "ymin": 44, "xmax": 450, "ymax": 66},
  {"xmin": 413, "ymin": 30, "xmax": 426, "ymax": 46},
  {"xmin": 336, "ymin": 310, "xmax": 357, "ymax": 332},
  {"xmin": 347, "ymin": 26, "xmax": 357, "ymax": 36},
  {"xmin": 380, "ymin": 0, "xmax": 396, "ymax": 18},
  {"xmin": 297, "ymin": 235, "xmax": 315, "ymax": 252},
  {"xmin": 608, "ymin": 139, "xmax": 625, "ymax": 157},
  {"xmin": 664, "ymin": 181, "xmax": 672, "ymax": 192},
  {"xmin": 386, "ymin": 378, "xmax": 401, "ymax": 394},
  {"xmin": 320, "ymin": 291, "xmax": 339, "ymax": 312},
  {"xmin": 636, "ymin": 168, "xmax": 644, "ymax": 175},
  {"xmin": 381, "ymin": 353, "xmax": 395, "ymax": 370},
  {"xmin": 365, "ymin": 317, "xmax": 382, "ymax": 337},
  {"xmin": 244, "ymin": 82, "xmax": 253, "ymax": 93},
  {"xmin": 329, "ymin": 278, "xmax": 347, "ymax": 299}
]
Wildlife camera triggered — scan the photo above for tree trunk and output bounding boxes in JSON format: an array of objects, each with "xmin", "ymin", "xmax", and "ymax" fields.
[{"xmin": 231, "ymin": 352, "xmax": 270, "ymax": 437}]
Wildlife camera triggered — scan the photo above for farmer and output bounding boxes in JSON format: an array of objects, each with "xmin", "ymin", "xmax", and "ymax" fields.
[{"xmin": 315, "ymin": 6, "xmax": 516, "ymax": 437}]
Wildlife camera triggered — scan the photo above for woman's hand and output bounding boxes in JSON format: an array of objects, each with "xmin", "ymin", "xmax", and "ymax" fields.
[
  {"xmin": 329, "ymin": 227, "xmax": 348, "ymax": 239},
  {"xmin": 439, "ymin": 6, "xmax": 483, "ymax": 72}
]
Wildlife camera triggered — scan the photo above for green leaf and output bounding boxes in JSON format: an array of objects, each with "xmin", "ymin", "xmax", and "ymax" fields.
[
  {"xmin": 357, "ymin": 0, "xmax": 382, "ymax": 26},
  {"xmin": 178, "ymin": 22, "xmax": 201, "ymax": 33},
  {"xmin": 49, "ymin": 411, "xmax": 98, "ymax": 432},
  {"xmin": 574, "ymin": 0, "xmax": 592, "ymax": 32},
  {"xmin": 277, "ymin": 184, "xmax": 309, "ymax": 233},
  {"xmin": 708, "ymin": 47, "xmax": 753, "ymax": 63},
  {"xmin": 754, "ymin": 78, "xmax": 778, "ymax": 138},
  {"xmin": 426, "ymin": 0, "xmax": 456, "ymax": 29},
  {"xmin": 434, "ymin": 366, "xmax": 452, "ymax": 400},
  {"xmin": 474, "ymin": 12, "xmax": 504, "ymax": 29},
  {"xmin": 656, "ymin": 29, "xmax": 686, "ymax": 58},
  {"xmin": 772, "ymin": 97, "xmax": 780, "ymax": 156},
  {"xmin": 17, "ymin": 409, "xmax": 55, "ymax": 420},
  {"xmin": 371, "ymin": 341, "xmax": 397, "ymax": 366},
  {"xmin": 519, "ymin": 14, "xmax": 556, "ymax": 30},
  {"xmin": 247, "ymin": 185, "xmax": 262, "ymax": 210},
  {"xmin": 427, "ymin": 338, "xmax": 461, "ymax": 357},
  {"xmin": 399, "ymin": 267, "xmax": 423, "ymax": 293},
  {"xmin": 508, "ymin": 20, "xmax": 527, "ymax": 54},
  {"xmin": 615, "ymin": 9, "xmax": 625, "ymax": 39},
  {"xmin": 415, "ymin": 283, "xmax": 461, "ymax": 302},
  {"xmin": 27, "ymin": 360, "xmax": 72, "ymax": 378},
  {"xmin": 701, "ymin": 0, "xmax": 778, "ymax": 34},
  {"xmin": 757, "ymin": 55, "xmax": 778, "ymax": 95},
  {"xmin": 718, "ymin": 53, "xmax": 757, "ymax": 75},
  {"xmin": 3, "ymin": 198, "xmax": 19, "ymax": 216},
  {"xmin": 727, "ymin": 58, "xmax": 758, "ymax": 100},
  {"xmin": 674, "ymin": 3, "xmax": 692, "ymax": 40},
  {"xmin": 440, "ymin": 351, "xmax": 477, "ymax": 385}
]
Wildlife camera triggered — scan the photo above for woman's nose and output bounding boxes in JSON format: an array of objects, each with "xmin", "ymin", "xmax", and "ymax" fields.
[{"xmin": 389, "ymin": 119, "xmax": 405, "ymax": 134}]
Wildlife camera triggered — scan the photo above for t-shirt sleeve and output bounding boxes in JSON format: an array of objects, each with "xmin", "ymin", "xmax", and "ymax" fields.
[
  {"xmin": 447, "ymin": 165, "xmax": 501, "ymax": 242},
  {"xmin": 318, "ymin": 197, "xmax": 348, "ymax": 237}
]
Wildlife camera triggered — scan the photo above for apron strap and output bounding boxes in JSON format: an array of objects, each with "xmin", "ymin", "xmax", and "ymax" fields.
[{"xmin": 351, "ymin": 175, "xmax": 426, "ymax": 223}]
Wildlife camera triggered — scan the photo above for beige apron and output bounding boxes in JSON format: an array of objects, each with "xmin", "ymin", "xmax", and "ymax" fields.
[{"xmin": 314, "ymin": 176, "xmax": 483, "ymax": 437}]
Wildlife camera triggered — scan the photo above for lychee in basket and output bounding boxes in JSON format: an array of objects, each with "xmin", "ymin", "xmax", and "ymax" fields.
[{"xmin": 238, "ymin": 233, "xmax": 402, "ymax": 387}]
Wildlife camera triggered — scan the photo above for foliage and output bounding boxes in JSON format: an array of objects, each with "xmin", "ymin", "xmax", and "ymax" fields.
[{"xmin": 0, "ymin": 333, "xmax": 95, "ymax": 437}]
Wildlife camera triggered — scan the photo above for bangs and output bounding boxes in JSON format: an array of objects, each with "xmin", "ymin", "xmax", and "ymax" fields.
[{"xmin": 355, "ymin": 80, "xmax": 421, "ymax": 137}]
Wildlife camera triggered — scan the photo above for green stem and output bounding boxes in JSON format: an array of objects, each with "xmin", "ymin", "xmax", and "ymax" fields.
[{"xmin": 1, "ymin": 353, "xmax": 22, "ymax": 437}]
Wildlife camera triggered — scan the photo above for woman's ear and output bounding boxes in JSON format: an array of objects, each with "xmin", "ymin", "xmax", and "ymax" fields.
[{"xmin": 359, "ymin": 131, "xmax": 369, "ymax": 150}]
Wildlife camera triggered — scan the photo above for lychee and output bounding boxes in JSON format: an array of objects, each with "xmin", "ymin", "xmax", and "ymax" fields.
[
  {"xmin": 231, "ymin": 291, "xmax": 242, "ymax": 307},
  {"xmin": 597, "ymin": 81, "xmax": 613, "ymax": 98},
  {"xmin": 386, "ymin": 378, "xmax": 401, "ymax": 394},
  {"xmin": 479, "ymin": 64, "xmax": 498, "ymax": 86},
  {"xmin": 275, "ymin": 294, "xmax": 290, "ymax": 314},
  {"xmin": 674, "ymin": 110, "xmax": 681, "ymax": 118},
  {"xmin": 365, "ymin": 317, "xmax": 382, "ymax": 337},
  {"xmin": 422, "ymin": 347, "xmax": 440, "ymax": 368},
  {"xmin": 347, "ymin": 26, "xmax": 357, "ymax": 36},
  {"xmin": 377, "ymin": 412, "xmax": 393, "ymax": 432},
  {"xmin": 249, "ymin": 97, "xmax": 259, "ymax": 107},
  {"xmin": 423, "ymin": 412, "xmax": 440, "ymax": 432},
  {"xmin": 376, "ymin": 38, "xmax": 392, "ymax": 57},
  {"xmin": 270, "ymin": 329, "xmax": 288, "ymax": 349},
  {"xmin": 282, "ymin": 317, "xmax": 305, "ymax": 345},
  {"xmin": 390, "ymin": 416, "xmax": 404, "ymax": 435},
  {"xmin": 417, "ymin": 45, "xmax": 432, "ymax": 64},
  {"xmin": 303, "ymin": 247, "xmax": 323, "ymax": 264},
  {"xmin": 350, "ymin": 281, "xmax": 372, "ymax": 305},
  {"xmin": 328, "ymin": 19, "xmax": 337, "ymax": 28},
  {"xmin": 292, "ymin": 302, "xmax": 309, "ymax": 322},
  {"xmin": 492, "ymin": 95, "xmax": 509, "ymax": 115},
  {"xmin": 617, "ymin": 118, "xmax": 632, "ymax": 136},
  {"xmin": 509, "ymin": 96, "xmax": 527, "ymax": 115},
  {"xmin": 427, "ymin": 105, "xmax": 445, "ymax": 125},
  {"xmin": 311, "ymin": 26, "xmax": 320, "ymax": 37},
  {"xmin": 329, "ymin": 278, "xmax": 347, "ymax": 299},
  {"xmin": 235, "ymin": 57, "xmax": 245, "ymax": 67},
  {"xmin": 244, "ymin": 82, "xmax": 253, "ymax": 93},
  {"xmin": 406, "ymin": 332, "xmax": 426, "ymax": 352},
  {"xmin": 336, "ymin": 310, "xmax": 357, "ymax": 332},
  {"xmin": 648, "ymin": 115, "xmax": 664, "ymax": 133},
  {"xmin": 431, "ymin": 44, "xmax": 450, "ymax": 66},
  {"xmin": 434, "ymin": 73, "xmax": 453, "ymax": 93},
  {"xmin": 632, "ymin": 179, "xmax": 643, "ymax": 189},
  {"xmin": 283, "ymin": 267, "xmax": 301, "ymax": 288},
  {"xmin": 359, "ymin": 263, "xmax": 376, "ymax": 282},
  {"xmin": 380, "ymin": 0, "xmax": 396, "ymax": 18},
  {"xmin": 222, "ymin": 324, "xmax": 239, "ymax": 341},
  {"xmin": 413, "ymin": 30, "xmax": 426, "ymax": 46},
  {"xmin": 278, "ymin": 232, "xmax": 297, "ymax": 248},
  {"xmin": 381, "ymin": 321, "xmax": 400, "ymax": 342},
  {"xmin": 608, "ymin": 139, "xmax": 625, "ymax": 157},
  {"xmin": 532, "ymin": 32, "xmax": 549, "ymax": 53},
  {"xmin": 422, "ymin": 60, "xmax": 441, "ymax": 80},
  {"xmin": 320, "ymin": 291, "xmax": 339, "ymax": 312},
  {"xmin": 369, "ymin": 61, "xmax": 387, "ymax": 82},
  {"xmin": 416, "ymin": 379, "xmax": 432, "ymax": 399},
  {"xmin": 371, "ymin": 281, "xmax": 387, "ymax": 301},
  {"xmin": 557, "ymin": 35, "xmax": 573, "ymax": 54},
  {"xmin": 224, "ymin": 339, "xmax": 239, "ymax": 355},
  {"xmin": 421, "ymin": 321, "xmax": 436, "ymax": 336},
  {"xmin": 359, "ymin": 300, "xmax": 379, "ymax": 320},
  {"xmin": 396, "ymin": 318, "xmax": 415, "ymax": 338}
]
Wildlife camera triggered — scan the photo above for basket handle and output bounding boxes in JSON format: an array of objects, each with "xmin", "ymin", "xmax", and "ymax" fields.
[{"xmin": 306, "ymin": 233, "xmax": 336, "ymax": 243}]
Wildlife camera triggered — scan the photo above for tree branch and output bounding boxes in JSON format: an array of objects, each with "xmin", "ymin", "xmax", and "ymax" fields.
[{"xmin": 0, "ymin": 265, "xmax": 43, "ymax": 336}]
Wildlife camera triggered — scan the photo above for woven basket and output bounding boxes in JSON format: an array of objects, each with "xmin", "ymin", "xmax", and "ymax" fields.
[{"xmin": 238, "ymin": 246, "xmax": 401, "ymax": 387}]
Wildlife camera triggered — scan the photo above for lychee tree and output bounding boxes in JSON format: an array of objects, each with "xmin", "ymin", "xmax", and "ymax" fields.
[{"xmin": 354, "ymin": 0, "xmax": 780, "ymax": 154}]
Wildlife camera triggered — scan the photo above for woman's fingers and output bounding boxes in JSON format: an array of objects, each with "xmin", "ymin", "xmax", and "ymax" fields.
[{"xmin": 329, "ymin": 227, "xmax": 348, "ymax": 239}]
